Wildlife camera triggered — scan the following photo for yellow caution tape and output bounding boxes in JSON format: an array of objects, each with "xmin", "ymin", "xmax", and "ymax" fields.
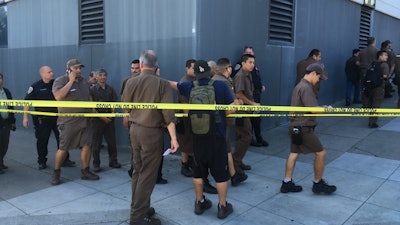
[{"xmin": 1, "ymin": 100, "xmax": 399, "ymax": 117}]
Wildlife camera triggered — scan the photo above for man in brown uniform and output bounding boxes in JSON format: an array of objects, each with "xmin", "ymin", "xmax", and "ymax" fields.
[
  {"xmin": 178, "ymin": 59, "xmax": 196, "ymax": 177},
  {"xmin": 90, "ymin": 69, "xmax": 121, "ymax": 172},
  {"xmin": 122, "ymin": 50, "xmax": 179, "ymax": 225},
  {"xmin": 233, "ymin": 54, "xmax": 259, "ymax": 172},
  {"xmin": 296, "ymin": 49, "xmax": 324, "ymax": 96},
  {"xmin": 364, "ymin": 50, "xmax": 389, "ymax": 128},
  {"xmin": 296, "ymin": 49, "xmax": 322, "ymax": 85},
  {"xmin": 120, "ymin": 59, "xmax": 140, "ymax": 96},
  {"xmin": 281, "ymin": 63, "xmax": 336, "ymax": 195},
  {"xmin": 51, "ymin": 59, "xmax": 99, "ymax": 185},
  {"xmin": 360, "ymin": 36, "xmax": 379, "ymax": 107}
]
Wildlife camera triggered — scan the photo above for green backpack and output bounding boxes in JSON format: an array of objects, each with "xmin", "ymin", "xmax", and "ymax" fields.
[{"xmin": 188, "ymin": 80, "xmax": 216, "ymax": 135}]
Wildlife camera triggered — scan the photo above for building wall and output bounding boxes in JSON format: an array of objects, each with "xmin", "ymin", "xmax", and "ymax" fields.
[{"xmin": 0, "ymin": 0, "xmax": 399, "ymax": 148}]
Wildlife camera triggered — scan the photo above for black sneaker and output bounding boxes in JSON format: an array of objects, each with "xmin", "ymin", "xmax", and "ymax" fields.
[
  {"xmin": 93, "ymin": 165, "xmax": 101, "ymax": 173},
  {"xmin": 203, "ymin": 179, "xmax": 217, "ymax": 194},
  {"xmin": 181, "ymin": 162, "xmax": 193, "ymax": 177},
  {"xmin": 312, "ymin": 179, "xmax": 336, "ymax": 194},
  {"xmin": 239, "ymin": 163, "xmax": 251, "ymax": 170},
  {"xmin": 280, "ymin": 180, "xmax": 303, "ymax": 193},
  {"xmin": 128, "ymin": 167, "xmax": 133, "ymax": 178},
  {"xmin": 218, "ymin": 202, "xmax": 233, "ymax": 219},
  {"xmin": 62, "ymin": 159, "xmax": 76, "ymax": 167},
  {"xmin": 156, "ymin": 178, "xmax": 168, "ymax": 184},
  {"xmin": 231, "ymin": 172, "xmax": 248, "ymax": 186},
  {"xmin": 250, "ymin": 138, "xmax": 262, "ymax": 147},
  {"xmin": 109, "ymin": 161, "xmax": 122, "ymax": 168},
  {"xmin": 130, "ymin": 217, "xmax": 161, "ymax": 225},
  {"xmin": 256, "ymin": 136, "xmax": 269, "ymax": 147},
  {"xmin": 38, "ymin": 163, "xmax": 47, "ymax": 170},
  {"xmin": 368, "ymin": 123, "xmax": 379, "ymax": 128},
  {"xmin": 147, "ymin": 207, "xmax": 155, "ymax": 217},
  {"xmin": 194, "ymin": 196, "xmax": 212, "ymax": 215}
]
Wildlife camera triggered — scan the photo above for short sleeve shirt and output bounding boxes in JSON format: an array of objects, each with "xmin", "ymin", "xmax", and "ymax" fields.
[
  {"xmin": 52, "ymin": 75, "xmax": 91, "ymax": 126},
  {"xmin": 233, "ymin": 68, "xmax": 254, "ymax": 103},
  {"xmin": 380, "ymin": 62, "xmax": 390, "ymax": 77},
  {"xmin": 25, "ymin": 79, "xmax": 57, "ymax": 113},
  {"xmin": 290, "ymin": 79, "xmax": 319, "ymax": 127},
  {"xmin": 212, "ymin": 74, "xmax": 236, "ymax": 125},
  {"xmin": 90, "ymin": 83, "xmax": 118, "ymax": 113},
  {"xmin": 178, "ymin": 74, "xmax": 196, "ymax": 104}
]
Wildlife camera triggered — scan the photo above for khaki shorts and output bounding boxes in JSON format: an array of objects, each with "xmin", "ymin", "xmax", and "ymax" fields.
[
  {"xmin": 289, "ymin": 126, "xmax": 323, "ymax": 154},
  {"xmin": 58, "ymin": 121, "xmax": 92, "ymax": 151}
]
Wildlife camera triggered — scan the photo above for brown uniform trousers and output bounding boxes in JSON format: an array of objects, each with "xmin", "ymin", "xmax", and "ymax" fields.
[
  {"xmin": 91, "ymin": 118, "xmax": 118, "ymax": 167},
  {"xmin": 129, "ymin": 124, "xmax": 163, "ymax": 222},
  {"xmin": 233, "ymin": 117, "xmax": 252, "ymax": 169},
  {"xmin": 363, "ymin": 83, "xmax": 385, "ymax": 124}
]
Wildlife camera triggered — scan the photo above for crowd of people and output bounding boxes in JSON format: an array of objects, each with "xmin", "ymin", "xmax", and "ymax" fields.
[
  {"xmin": 345, "ymin": 36, "xmax": 398, "ymax": 127},
  {"xmin": 0, "ymin": 38, "xmax": 396, "ymax": 224}
]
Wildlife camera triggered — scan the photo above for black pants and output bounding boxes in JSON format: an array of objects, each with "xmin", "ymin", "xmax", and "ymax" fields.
[
  {"xmin": 250, "ymin": 117, "xmax": 262, "ymax": 139},
  {"xmin": 0, "ymin": 123, "xmax": 11, "ymax": 167},
  {"xmin": 34, "ymin": 116, "xmax": 59, "ymax": 164}
]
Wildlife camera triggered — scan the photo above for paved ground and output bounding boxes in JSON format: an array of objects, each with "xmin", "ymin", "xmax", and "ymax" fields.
[{"xmin": 0, "ymin": 98, "xmax": 400, "ymax": 225}]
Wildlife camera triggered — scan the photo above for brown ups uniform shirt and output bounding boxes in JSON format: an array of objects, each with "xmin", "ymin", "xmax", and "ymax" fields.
[
  {"xmin": 122, "ymin": 70, "xmax": 175, "ymax": 127},
  {"xmin": 52, "ymin": 75, "xmax": 91, "ymax": 127},
  {"xmin": 234, "ymin": 68, "xmax": 254, "ymax": 102},
  {"xmin": 290, "ymin": 78, "xmax": 319, "ymax": 127}
]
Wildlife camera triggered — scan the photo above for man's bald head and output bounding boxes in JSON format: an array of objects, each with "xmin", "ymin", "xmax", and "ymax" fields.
[{"xmin": 40, "ymin": 66, "xmax": 54, "ymax": 83}]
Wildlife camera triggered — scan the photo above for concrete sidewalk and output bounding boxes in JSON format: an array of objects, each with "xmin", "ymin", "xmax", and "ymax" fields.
[{"xmin": 0, "ymin": 98, "xmax": 400, "ymax": 225}]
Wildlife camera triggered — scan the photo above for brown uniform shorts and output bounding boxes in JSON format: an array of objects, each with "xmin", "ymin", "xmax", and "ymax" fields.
[
  {"xmin": 58, "ymin": 121, "xmax": 92, "ymax": 151},
  {"xmin": 289, "ymin": 126, "xmax": 323, "ymax": 154}
]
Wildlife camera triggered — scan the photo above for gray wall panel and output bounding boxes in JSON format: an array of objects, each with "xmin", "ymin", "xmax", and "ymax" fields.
[
  {"xmin": 105, "ymin": 0, "xmax": 196, "ymax": 43},
  {"xmin": 8, "ymin": 0, "xmax": 78, "ymax": 48}
]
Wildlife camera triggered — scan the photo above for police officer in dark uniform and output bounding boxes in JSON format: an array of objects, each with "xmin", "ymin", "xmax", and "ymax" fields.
[{"xmin": 23, "ymin": 66, "xmax": 75, "ymax": 169}]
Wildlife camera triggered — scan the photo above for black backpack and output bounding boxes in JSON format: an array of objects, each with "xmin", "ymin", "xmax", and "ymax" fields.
[{"xmin": 364, "ymin": 61, "xmax": 383, "ymax": 88}]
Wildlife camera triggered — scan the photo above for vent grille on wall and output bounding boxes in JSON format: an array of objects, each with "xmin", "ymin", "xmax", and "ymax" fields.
[
  {"xmin": 80, "ymin": 0, "xmax": 104, "ymax": 44},
  {"xmin": 269, "ymin": 0, "xmax": 294, "ymax": 44},
  {"xmin": 359, "ymin": 6, "xmax": 372, "ymax": 49}
]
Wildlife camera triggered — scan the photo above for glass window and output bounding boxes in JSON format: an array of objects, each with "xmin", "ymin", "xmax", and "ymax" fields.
[{"xmin": 0, "ymin": 5, "xmax": 7, "ymax": 47}]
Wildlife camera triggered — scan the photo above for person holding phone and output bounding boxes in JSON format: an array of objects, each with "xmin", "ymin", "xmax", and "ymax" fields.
[{"xmin": 51, "ymin": 59, "xmax": 99, "ymax": 185}]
